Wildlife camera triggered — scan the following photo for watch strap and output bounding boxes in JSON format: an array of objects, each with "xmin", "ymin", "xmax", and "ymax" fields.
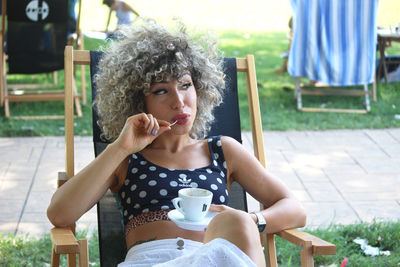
[{"xmin": 251, "ymin": 212, "xmax": 266, "ymax": 233}]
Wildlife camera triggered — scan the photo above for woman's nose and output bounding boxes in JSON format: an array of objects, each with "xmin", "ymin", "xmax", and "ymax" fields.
[{"xmin": 171, "ymin": 90, "xmax": 184, "ymax": 109}]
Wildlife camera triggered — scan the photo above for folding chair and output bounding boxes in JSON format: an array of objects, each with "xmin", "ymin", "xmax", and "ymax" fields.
[
  {"xmin": 288, "ymin": 0, "xmax": 378, "ymax": 113},
  {"xmin": 0, "ymin": 0, "xmax": 85, "ymax": 119},
  {"xmin": 50, "ymin": 46, "xmax": 336, "ymax": 267}
]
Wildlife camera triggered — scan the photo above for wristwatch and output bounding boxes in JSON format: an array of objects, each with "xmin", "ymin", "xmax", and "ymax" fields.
[{"xmin": 251, "ymin": 212, "xmax": 266, "ymax": 233}]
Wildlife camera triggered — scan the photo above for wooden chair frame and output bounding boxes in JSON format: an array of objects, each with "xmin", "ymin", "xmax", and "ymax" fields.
[
  {"xmin": 294, "ymin": 77, "xmax": 377, "ymax": 114},
  {"xmin": 50, "ymin": 46, "xmax": 336, "ymax": 267},
  {"xmin": 0, "ymin": 0, "xmax": 86, "ymax": 119}
]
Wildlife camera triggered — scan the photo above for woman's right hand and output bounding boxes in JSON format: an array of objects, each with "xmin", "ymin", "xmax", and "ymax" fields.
[{"xmin": 113, "ymin": 113, "xmax": 171, "ymax": 156}]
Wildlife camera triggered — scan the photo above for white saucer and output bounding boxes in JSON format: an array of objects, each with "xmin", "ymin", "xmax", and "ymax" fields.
[{"xmin": 168, "ymin": 209, "xmax": 218, "ymax": 231}]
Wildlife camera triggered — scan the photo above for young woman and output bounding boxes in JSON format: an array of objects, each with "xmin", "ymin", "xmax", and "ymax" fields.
[{"xmin": 47, "ymin": 20, "xmax": 306, "ymax": 267}]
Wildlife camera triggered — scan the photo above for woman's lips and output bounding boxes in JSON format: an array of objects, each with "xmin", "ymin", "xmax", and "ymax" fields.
[{"xmin": 172, "ymin": 113, "xmax": 190, "ymax": 125}]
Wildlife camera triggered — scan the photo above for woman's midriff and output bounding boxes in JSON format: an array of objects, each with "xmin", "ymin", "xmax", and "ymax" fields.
[{"xmin": 126, "ymin": 220, "xmax": 206, "ymax": 249}]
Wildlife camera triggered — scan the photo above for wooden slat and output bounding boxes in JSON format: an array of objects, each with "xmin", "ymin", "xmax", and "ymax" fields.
[
  {"xmin": 238, "ymin": 55, "xmax": 277, "ymax": 265},
  {"xmin": 4, "ymin": 95, "xmax": 9, "ymax": 116},
  {"xmin": 266, "ymin": 234, "xmax": 277, "ymax": 267},
  {"xmin": 300, "ymin": 240, "xmax": 314, "ymax": 267},
  {"xmin": 277, "ymin": 229, "xmax": 336, "ymax": 255},
  {"xmin": 300, "ymin": 88, "xmax": 371, "ymax": 96},
  {"xmin": 8, "ymin": 90, "xmax": 64, "ymax": 95},
  {"xmin": 51, "ymin": 246, "xmax": 61, "ymax": 267},
  {"xmin": 65, "ymin": 46, "xmax": 75, "ymax": 179},
  {"xmin": 7, "ymin": 94, "xmax": 64, "ymax": 102},
  {"xmin": 78, "ymin": 239, "xmax": 89, "ymax": 267},
  {"xmin": 242, "ymin": 55, "xmax": 266, "ymax": 168},
  {"xmin": 236, "ymin": 58, "xmax": 248, "ymax": 72},
  {"xmin": 50, "ymin": 228, "xmax": 79, "ymax": 254},
  {"xmin": 10, "ymin": 115, "xmax": 64, "ymax": 120},
  {"xmin": 7, "ymin": 83, "xmax": 57, "ymax": 90},
  {"xmin": 73, "ymin": 50, "xmax": 91, "ymax": 65},
  {"xmin": 0, "ymin": 0, "xmax": 6, "ymax": 107},
  {"xmin": 72, "ymin": 75, "xmax": 83, "ymax": 117},
  {"xmin": 300, "ymin": 107, "xmax": 368, "ymax": 114}
]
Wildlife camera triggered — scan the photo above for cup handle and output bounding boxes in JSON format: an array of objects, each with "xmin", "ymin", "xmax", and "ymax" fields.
[{"xmin": 171, "ymin": 197, "xmax": 184, "ymax": 214}]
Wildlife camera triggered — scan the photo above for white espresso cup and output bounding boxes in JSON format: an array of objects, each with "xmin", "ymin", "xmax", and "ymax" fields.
[{"xmin": 171, "ymin": 188, "xmax": 213, "ymax": 221}]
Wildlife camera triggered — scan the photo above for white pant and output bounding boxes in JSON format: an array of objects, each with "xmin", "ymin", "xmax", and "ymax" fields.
[{"xmin": 118, "ymin": 237, "xmax": 256, "ymax": 267}]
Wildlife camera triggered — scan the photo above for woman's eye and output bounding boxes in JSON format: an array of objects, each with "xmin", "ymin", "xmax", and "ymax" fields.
[
  {"xmin": 182, "ymin": 82, "xmax": 192, "ymax": 89},
  {"xmin": 153, "ymin": 89, "xmax": 167, "ymax": 95}
]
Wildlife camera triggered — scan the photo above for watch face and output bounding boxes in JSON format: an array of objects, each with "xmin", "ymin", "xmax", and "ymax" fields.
[
  {"xmin": 254, "ymin": 212, "xmax": 266, "ymax": 232},
  {"xmin": 258, "ymin": 223, "xmax": 266, "ymax": 233}
]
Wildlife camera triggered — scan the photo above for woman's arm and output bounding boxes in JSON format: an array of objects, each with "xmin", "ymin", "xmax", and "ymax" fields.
[
  {"xmin": 122, "ymin": 2, "xmax": 140, "ymax": 17},
  {"xmin": 47, "ymin": 143, "xmax": 128, "ymax": 227},
  {"xmin": 47, "ymin": 113, "xmax": 170, "ymax": 227},
  {"xmin": 222, "ymin": 136, "xmax": 306, "ymax": 234}
]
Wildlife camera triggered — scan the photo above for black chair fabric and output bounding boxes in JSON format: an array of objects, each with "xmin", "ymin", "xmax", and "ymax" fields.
[
  {"xmin": 89, "ymin": 51, "xmax": 247, "ymax": 266},
  {"xmin": 6, "ymin": 0, "xmax": 69, "ymax": 74}
]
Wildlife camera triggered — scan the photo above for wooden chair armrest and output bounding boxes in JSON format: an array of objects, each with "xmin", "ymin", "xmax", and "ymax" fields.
[
  {"xmin": 276, "ymin": 229, "xmax": 336, "ymax": 255},
  {"xmin": 50, "ymin": 227, "xmax": 80, "ymax": 254}
]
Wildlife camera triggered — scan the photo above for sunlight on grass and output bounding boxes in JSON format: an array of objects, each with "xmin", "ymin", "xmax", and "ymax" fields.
[{"xmin": 79, "ymin": 0, "xmax": 400, "ymax": 33}]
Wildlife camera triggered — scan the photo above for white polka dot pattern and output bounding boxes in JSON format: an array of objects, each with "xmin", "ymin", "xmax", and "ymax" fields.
[{"xmin": 119, "ymin": 136, "xmax": 229, "ymax": 227}]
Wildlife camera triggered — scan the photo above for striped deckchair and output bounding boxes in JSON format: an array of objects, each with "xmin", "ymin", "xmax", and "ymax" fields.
[{"xmin": 288, "ymin": 0, "xmax": 378, "ymax": 113}]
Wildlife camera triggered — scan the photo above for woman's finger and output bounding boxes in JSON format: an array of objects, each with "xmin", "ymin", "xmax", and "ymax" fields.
[
  {"xmin": 152, "ymin": 119, "xmax": 160, "ymax": 136},
  {"xmin": 146, "ymin": 114, "xmax": 155, "ymax": 135}
]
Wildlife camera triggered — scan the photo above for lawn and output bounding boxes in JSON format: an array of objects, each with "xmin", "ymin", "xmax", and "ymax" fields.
[
  {"xmin": 1, "ymin": 1, "xmax": 400, "ymax": 135},
  {"xmin": 1, "ymin": 32, "xmax": 399, "ymax": 136}
]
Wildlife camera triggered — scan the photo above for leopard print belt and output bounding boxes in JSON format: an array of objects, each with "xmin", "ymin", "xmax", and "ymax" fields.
[{"xmin": 125, "ymin": 210, "xmax": 171, "ymax": 235}]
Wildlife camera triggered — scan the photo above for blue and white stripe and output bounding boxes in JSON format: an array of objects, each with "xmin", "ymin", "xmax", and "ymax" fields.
[{"xmin": 288, "ymin": 0, "xmax": 378, "ymax": 86}]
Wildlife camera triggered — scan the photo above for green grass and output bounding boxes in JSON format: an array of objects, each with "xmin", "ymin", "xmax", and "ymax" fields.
[
  {"xmin": 1, "ymin": 31, "xmax": 400, "ymax": 136},
  {"xmin": 0, "ymin": 230, "xmax": 100, "ymax": 267},
  {"xmin": 1, "ymin": 221, "xmax": 399, "ymax": 266},
  {"xmin": 276, "ymin": 221, "xmax": 400, "ymax": 267},
  {"xmin": 218, "ymin": 31, "xmax": 400, "ymax": 131}
]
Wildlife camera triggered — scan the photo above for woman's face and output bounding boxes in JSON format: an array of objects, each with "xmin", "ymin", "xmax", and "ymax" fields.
[{"xmin": 144, "ymin": 73, "xmax": 197, "ymax": 135}]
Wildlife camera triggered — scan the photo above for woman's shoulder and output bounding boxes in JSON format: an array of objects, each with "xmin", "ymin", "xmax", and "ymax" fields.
[
  {"xmin": 206, "ymin": 135, "xmax": 237, "ymax": 142},
  {"xmin": 220, "ymin": 135, "xmax": 241, "ymax": 147},
  {"xmin": 206, "ymin": 135, "xmax": 242, "ymax": 154}
]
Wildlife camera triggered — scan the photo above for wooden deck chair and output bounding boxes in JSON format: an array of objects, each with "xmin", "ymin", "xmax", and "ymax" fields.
[
  {"xmin": 0, "ymin": 0, "xmax": 85, "ymax": 119},
  {"xmin": 288, "ymin": 0, "xmax": 378, "ymax": 113},
  {"xmin": 50, "ymin": 46, "xmax": 336, "ymax": 267}
]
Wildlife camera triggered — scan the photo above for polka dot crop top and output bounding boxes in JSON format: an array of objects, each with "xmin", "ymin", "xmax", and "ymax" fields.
[{"xmin": 118, "ymin": 135, "xmax": 229, "ymax": 234}]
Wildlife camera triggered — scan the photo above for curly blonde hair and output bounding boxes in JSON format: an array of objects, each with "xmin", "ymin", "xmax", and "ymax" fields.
[{"xmin": 94, "ymin": 20, "xmax": 225, "ymax": 141}]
